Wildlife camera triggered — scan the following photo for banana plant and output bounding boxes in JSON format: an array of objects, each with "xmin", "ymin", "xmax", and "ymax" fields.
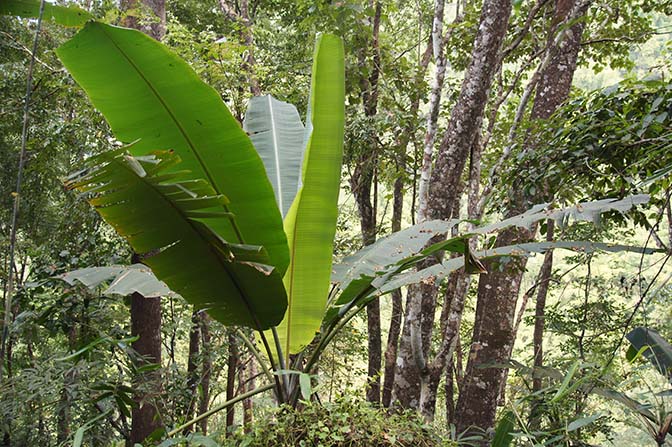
[
  {"xmin": 32, "ymin": 9, "xmax": 659, "ymax": 435},
  {"xmin": 56, "ymin": 19, "xmax": 348, "ymax": 406}
]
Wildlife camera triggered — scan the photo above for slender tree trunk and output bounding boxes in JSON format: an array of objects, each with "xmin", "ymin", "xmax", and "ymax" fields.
[
  {"xmin": 121, "ymin": 1, "xmax": 166, "ymax": 442},
  {"xmin": 529, "ymin": 220, "xmax": 555, "ymax": 427},
  {"xmin": 225, "ymin": 331, "xmax": 238, "ymax": 437},
  {"xmin": 198, "ymin": 314, "xmax": 212, "ymax": 434},
  {"xmin": 243, "ymin": 358, "xmax": 257, "ymax": 433},
  {"xmin": 382, "ymin": 184, "xmax": 404, "ymax": 408},
  {"xmin": 349, "ymin": 0, "xmax": 383, "ymax": 405},
  {"xmin": 183, "ymin": 309, "xmax": 200, "ymax": 433},
  {"xmin": 393, "ymin": 0, "xmax": 513, "ymax": 411},
  {"xmin": 381, "ymin": 35, "xmax": 433, "ymax": 409},
  {"xmin": 455, "ymin": 0, "xmax": 588, "ymax": 438},
  {"xmin": 417, "ymin": 0, "xmax": 447, "ymax": 221}
]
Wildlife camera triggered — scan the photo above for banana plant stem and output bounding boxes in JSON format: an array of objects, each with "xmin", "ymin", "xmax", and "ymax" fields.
[
  {"xmin": 253, "ymin": 328, "xmax": 286, "ymax": 403},
  {"xmin": 166, "ymin": 383, "xmax": 274, "ymax": 437},
  {"xmin": 304, "ymin": 286, "xmax": 375, "ymax": 375},
  {"xmin": 270, "ymin": 326, "xmax": 290, "ymax": 393},
  {"xmin": 235, "ymin": 329, "xmax": 274, "ymax": 385}
]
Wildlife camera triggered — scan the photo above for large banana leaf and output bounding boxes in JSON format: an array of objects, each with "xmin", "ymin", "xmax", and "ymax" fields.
[
  {"xmin": 331, "ymin": 219, "xmax": 460, "ymax": 286},
  {"xmin": 323, "ymin": 196, "xmax": 656, "ymax": 328},
  {"xmin": 273, "ymin": 34, "xmax": 345, "ymax": 356},
  {"xmin": 56, "ymin": 22, "xmax": 289, "ymax": 275},
  {"xmin": 1, "ymin": 0, "xmax": 92, "ymax": 27},
  {"xmin": 332, "ymin": 196, "xmax": 651, "ymax": 291},
  {"xmin": 323, "ymin": 240, "xmax": 659, "ymax": 330},
  {"xmin": 243, "ymin": 95, "xmax": 306, "ymax": 218},
  {"xmin": 66, "ymin": 148, "xmax": 287, "ymax": 330},
  {"xmin": 380, "ymin": 240, "xmax": 660, "ymax": 293}
]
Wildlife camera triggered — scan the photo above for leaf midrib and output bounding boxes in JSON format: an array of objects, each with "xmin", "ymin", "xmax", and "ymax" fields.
[
  {"xmin": 98, "ymin": 23, "xmax": 245, "ymax": 243},
  {"xmin": 267, "ymin": 95, "xmax": 284, "ymax": 214}
]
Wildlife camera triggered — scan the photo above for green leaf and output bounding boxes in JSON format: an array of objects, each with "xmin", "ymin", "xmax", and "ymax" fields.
[
  {"xmin": 56, "ymin": 22, "xmax": 289, "ymax": 275},
  {"xmin": 1, "ymin": 0, "xmax": 92, "ymax": 27},
  {"xmin": 626, "ymin": 327, "xmax": 672, "ymax": 381},
  {"xmin": 72, "ymin": 426, "xmax": 85, "ymax": 447},
  {"xmin": 331, "ymin": 219, "xmax": 460, "ymax": 286},
  {"xmin": 567, "ymin": 414, "xmax": 601, "ymax": 432},
  {"xmin": 626, "ymin": 344, "xmax": 650, "ymax": 363},
  {"xmin": 72, "ymin": 410, "xmax": 110, "ymax": 447},
  {"xmin": 380, "ymin": 239, "xmax": 657, "ymax": 294},
  {"xmin": 593, "ymin": 387, "xmax": 656, "ymax": 421},
  {"xmin": 244, "ymin": 95, "xmax": 306, "ymax": 218},
  {"xmin": 67, "ymin": 149, "xmax": 287, "ymax": 330},
  {"xmin": 492, "ymin": 410, "xmax": 515, "ymax": 447},
  {"xmin": 299, "ymin": 373, "xmax": 312, "ymax": 401},
  {"xmin": 188, "ymin": 434, "xmax": 221, "ymax": 447},
  {"xmin": 322, "ymin": 234, "xmax": 468, "ymax": 329},
  {"xmin": 273, "ymin": 33, "xmax": 345, "ymax": 355},
  {"xmin": 550, "ymin": 361, "xmax": 580, "ymax": 403}
]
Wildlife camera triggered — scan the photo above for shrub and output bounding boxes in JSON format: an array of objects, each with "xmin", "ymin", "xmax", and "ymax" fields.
[{"xmin": 226, "ymin": 397, "xmax": 454, "ymax": 447}]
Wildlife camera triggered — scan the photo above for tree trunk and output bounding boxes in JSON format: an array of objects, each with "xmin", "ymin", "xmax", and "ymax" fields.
[
  {"xmin": 198, "ymin": 314, "xmax": 212, "ymax": 434},
  {"xmin": 455, "ymin": 0, "xmax": 587, "ymax": 438},
  {"xmin": 393, "ymin": 0, "xmax": 513, "ymax": 410},
  {"xmin": 381, "ymin": 35, "xmax": 433, "ymax": 409},
  {"xmin": 417, "ymin": 0, "xmax": 447, "ymax": 221},
  {"xmin": 225, "ymin": 331, "xmax": 238, "ymax": 437},
  {"xmin": 529, "ymin": 220, "xmax": 555, "ymax": 427},
  {"xmin": 183, "ymin": 309, "xmax": 201, "ymax": 434},
  {"xmin": 130, "ymin": 292, "xmax": 163, "ymax": 444},
  {"xmin": 350, "ymin": 0, "xmax": 383, "ymax": 406},
  {"xmin": 243, "ymin": 358, "xmax": 256, "ymax": 433}
]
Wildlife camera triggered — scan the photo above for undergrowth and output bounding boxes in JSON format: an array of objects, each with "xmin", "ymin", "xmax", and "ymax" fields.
[{"xmin": 224, "ymin": 397, "xmax": 454, "ymax": 447}]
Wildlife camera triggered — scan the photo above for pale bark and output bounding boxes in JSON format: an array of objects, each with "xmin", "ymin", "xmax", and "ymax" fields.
[
  {"xmin": 419, "ymin": 127, "xmax": 484, "ymax": 420},
  {"xmin": 416, "ymin": 0, "xmax": 447, "ymax": 222},
  {"xmin": 381, "ymin": 36, "xmax": 433, "ymax": 409},
  {"xmin": 393, "ymin": 0, "xmax": 513, "ymax": 411}
]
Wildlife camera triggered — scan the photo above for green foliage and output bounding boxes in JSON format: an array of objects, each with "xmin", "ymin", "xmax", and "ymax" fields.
[
  {"xmin": 626, "ymin": 327, "xmax": 672, "ymax": 382},
  {"xmin": 513, "ymin": 77, "xmax": 672, "ymax": 205},
  {"xmin": 273, "ymin": 33, "xmax": 345, "ymax": 356},
  {"xmin": 56, "ymin": 21, "xmax": 290, "ymax": 275},
  {"xmin": 65, "ymin": 148, "xmax": 288, "ymax": 330},
  {"xmin": 243, "ymin": 95, "xmax": 305, "ymax": 218},
  {"xmin": 225, "ymin": 398, "xmax": 454, "ymax": 447},
  {"xmin": 1, "ymin": 0, "xmax": 92, "ymax": 27}
]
